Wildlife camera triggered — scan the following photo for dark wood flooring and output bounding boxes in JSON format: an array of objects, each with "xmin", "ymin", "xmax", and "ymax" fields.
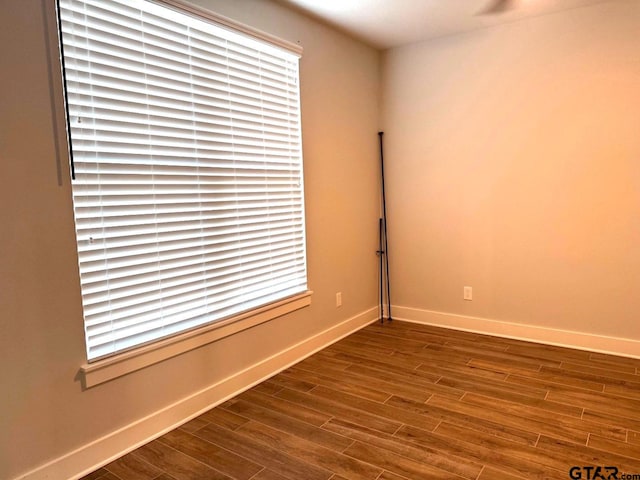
[{"xmin": 81, "ymin": 320, "xmax": 640, "ymax": 480}]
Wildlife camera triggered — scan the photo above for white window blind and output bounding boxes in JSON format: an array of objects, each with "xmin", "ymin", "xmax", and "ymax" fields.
[{"xmin": 58, "ymin": 0, "xmax": 307, "ymax": 361}]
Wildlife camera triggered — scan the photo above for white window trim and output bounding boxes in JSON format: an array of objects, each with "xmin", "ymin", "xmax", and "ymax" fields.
[{"xmin": 81, "ymin": 290, "xmax": 312, "ymax": 388}]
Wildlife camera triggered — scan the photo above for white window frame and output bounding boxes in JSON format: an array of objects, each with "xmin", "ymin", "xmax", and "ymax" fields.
[
  {"xmin": 56, "ymin": 0, "xmax": 311, "ymax": 387},
  {"xmin": 81, "ymin": 291, "xmax": 310, "ymax": 388}
]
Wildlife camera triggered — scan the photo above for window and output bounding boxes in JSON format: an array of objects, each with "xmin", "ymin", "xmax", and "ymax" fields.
[{"xmin": 58, "ymin": 0, "xmax": 307, "ymax": 362}]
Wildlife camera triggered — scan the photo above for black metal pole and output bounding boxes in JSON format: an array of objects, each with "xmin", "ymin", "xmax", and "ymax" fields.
[
  {"xmin": 377, "ymin": 217, "xmax": 384, "ymax": 323},
  {"xmin": 56, "ymin": 0, "xmax": 76, "ymax": 180},
  {"xmin": 378, "ymin": 132, "xmax": 392, "ymax": 321}
]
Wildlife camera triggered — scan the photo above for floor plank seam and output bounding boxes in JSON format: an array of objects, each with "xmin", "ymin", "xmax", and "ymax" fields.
[{"xmin": 247, "ymin": 466, "xmax": 266, "ymax": 480}]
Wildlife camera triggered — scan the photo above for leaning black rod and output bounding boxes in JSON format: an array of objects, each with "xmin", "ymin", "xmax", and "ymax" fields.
[
  {"xmin": 378, "ymin": 131, "xmax": 392, "ymax": 321},
  {"xmin": 377, "ymin": 217, "xmax": 384, "ymax": 323},
  {"xmin": 55, "ymin": 0, "xmax": 76, "ymax": 180}
]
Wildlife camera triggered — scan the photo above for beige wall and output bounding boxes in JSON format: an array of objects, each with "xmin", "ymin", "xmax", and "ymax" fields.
[
  {"xmin": 382, "ymin": 1, "xmax": 640, "ymax": 339},
  {"xmin": 0, "ymin": 1, "xmax": 379, "ymax": 478}
]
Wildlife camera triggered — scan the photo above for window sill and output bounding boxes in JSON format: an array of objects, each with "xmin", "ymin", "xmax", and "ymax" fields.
[{"xmin": 80, "ymin": 291, "xmax": 312, "ymax": 388}]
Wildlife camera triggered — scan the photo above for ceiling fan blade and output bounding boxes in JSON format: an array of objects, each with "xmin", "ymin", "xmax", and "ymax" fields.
[{"xmin": 477, "ymin": 0, "xmax": 516, "ymax": 15}]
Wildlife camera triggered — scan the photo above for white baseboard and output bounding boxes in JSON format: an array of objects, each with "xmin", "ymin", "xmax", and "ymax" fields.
[
  {"xmin": 17, "ymin": 307, "xmax": 378, "ymax": 480},
  {"xmin": 393, "ymin": 306, "xmax": 640, "ymax": 359}
]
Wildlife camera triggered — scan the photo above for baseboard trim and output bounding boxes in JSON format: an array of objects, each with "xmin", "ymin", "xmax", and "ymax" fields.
[
  {"xmin": 393, "ymin": 306, "xmax": 640, "ymax": 359},
  {"xmin": 17, "ymin": 307, "xmax": 378, "ymax": 480}
]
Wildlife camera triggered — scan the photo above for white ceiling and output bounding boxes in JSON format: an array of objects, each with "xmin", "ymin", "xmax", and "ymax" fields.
[{"xmin": 277, "ymin": 0, "xmax": 612, "ymax": 49}]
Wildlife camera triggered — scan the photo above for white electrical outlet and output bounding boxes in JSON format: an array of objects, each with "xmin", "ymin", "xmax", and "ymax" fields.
[
  {"xmin": 464, "ymin": 286, "xmax": 473, "ymax": 301},
  {"xmin": 336, "ymin": 292, "xmax": 342, "ymax": 307}
]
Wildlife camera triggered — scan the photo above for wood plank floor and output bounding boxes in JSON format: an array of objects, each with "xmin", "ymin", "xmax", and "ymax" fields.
[{"xmin": 81, "ymin": 321, "xmax": 640, "ymax": 480}]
